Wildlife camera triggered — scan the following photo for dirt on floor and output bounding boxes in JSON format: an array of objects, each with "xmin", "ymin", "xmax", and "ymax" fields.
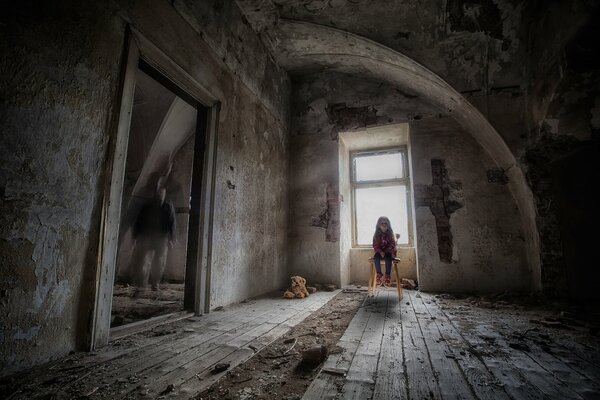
[
  {"xmin": 195, "ymin": 288, "xmax": 367, "ymax": 400},
  {"xmin": 0, "ymin": 288, "xmax": 366, "ymax": 400},
  {"xmin": 5, "ymin": 288, "xmax": 597, "ymax": 400},
  {"xmin": 434, "ymin": 290, "xmax": 600, "ymax": 351},
  {"xmin": 111, "ymin": 282, "xmax": 185, "ymax": 327}
]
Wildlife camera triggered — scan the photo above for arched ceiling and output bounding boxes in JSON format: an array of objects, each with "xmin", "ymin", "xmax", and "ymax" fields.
[
  {"xmin": 237, "ymin": 0, "xmax": 526, "ymax": 91},
  {"xmin": 236, "ymin": 0, "xmax": 541, "ymax": 288},
  {"xmin": 265, "ymin": 19, "xmax": 517, "ymax": 168}
]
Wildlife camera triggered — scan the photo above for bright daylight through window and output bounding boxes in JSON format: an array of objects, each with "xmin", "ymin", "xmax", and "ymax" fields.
[{"xmin": 352, "ymin": 149, "xmax": 411, "ymax": 246}]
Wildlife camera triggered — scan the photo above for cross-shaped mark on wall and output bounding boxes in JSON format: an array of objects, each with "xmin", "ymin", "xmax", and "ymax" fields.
[{"xmin": 415, "ymin": 159, "xmax": 463, "ymax": 263}]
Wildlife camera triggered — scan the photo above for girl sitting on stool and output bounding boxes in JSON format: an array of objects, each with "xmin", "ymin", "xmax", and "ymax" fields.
[{"xmin": 372, "ymin": 216, "xmax": 397, "ymax": 287}]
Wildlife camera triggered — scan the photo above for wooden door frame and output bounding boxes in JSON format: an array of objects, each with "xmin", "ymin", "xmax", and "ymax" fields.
[{"xmin": 90, "ymin": 27, "xmax": 219, "ymax": 349}]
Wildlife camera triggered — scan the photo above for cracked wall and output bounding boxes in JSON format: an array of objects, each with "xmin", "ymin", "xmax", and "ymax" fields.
[
  {"xmin": 411, "ymin": 118, "xmax": 529, "ymax": 293},
  {"xmin": 415, "ymin": 159, "xmax": 464, "ymax": 264},
  {"xmin": 0, "ymin": 0, "xmax": 291, "ymax": 376},
  {"xmin": 0, "ymin": 1, "xmax": 125, "ymax": 377},
  {"xmin": 290, "ymin": 71, "xmax": 528, "ymax": 291}
]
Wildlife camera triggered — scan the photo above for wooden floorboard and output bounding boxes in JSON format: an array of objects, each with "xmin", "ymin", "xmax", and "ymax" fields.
[
  {"xmin": 303, "ymin": 290, "xmax": 379, "ymax": 399},
  {"xmin": 402, "ymin": 291, "xmax": 443, "ymax": 400},
  {"xmin": 409, "ymin": 292, "xmax": 476, "ymax": 400},
  {"xmin": 418, "ymin": 295, "xmax": 512, "ymax": 400},
  {"xmin": 372, "ymin": 291, "xmax": 407, "ymax": 400},
  {"xmin": 456, "ymin": 304, "xmax": 600, "ymax": 400},
  {"xmin": 142, "ymin": 291, "xmax": 338, "ymax": 398},
  {"xmin": 7, "ymin": 289, "xmax": 600, "ymax": 400},
  {"xmin": 434, "ymin": 295, "xmax": 600, "ymax": 400},
  {"xmin": 304, "ymin": 290, "xmax": 600, "ymax": 400},
  {"xmin": 342, "ymin": 290, "xmax": 390, "ymax": 399}
]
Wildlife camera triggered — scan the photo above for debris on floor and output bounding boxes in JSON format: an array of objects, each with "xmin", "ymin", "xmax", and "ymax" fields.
[
  {"xmin": 111, "ymin": 282, "xmax": 184, "ymax": 327},
  {"xmin": 197, "ymin": 291, "xmax": 365, "ymax": 400}
]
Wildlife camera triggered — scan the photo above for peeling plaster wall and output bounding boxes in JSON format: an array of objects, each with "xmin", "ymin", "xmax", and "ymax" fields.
[
  {"xmin": 167, "ymin": 0, "xmax": 291, "ymax": 307},
  {"xmin": 289, "ymin": 72, "xmax": 439, "ymax": 286},
  {"xmin": 238, "ymin": 0, "xmax": 526, "ymax": 92},
  {"xmin": 290, "ymin": 71, "xmax": 529, "ymax": 292},
  {"xmin": 0, "ymin": 0, "xmax": 290, "ymax": 376},
  {"xmin": 338, "ymin": 141, "xmax": 352, "ymax": 286},
  {"xmin": 0, "ymin": 1, "xmax": 125, "ymax": 377},
  {"xmin": 411, "ymin": 118, "xmax": 529, "ymax": 293}
]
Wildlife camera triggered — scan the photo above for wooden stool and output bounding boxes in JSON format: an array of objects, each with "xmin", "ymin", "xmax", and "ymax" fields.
[{"xmin": 368, "ymin": 256, "xmax": 403, "ymax": 299}]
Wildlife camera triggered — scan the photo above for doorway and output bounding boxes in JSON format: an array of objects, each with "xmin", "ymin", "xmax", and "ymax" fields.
[
  {"xmin": 109, "ymin": 61, "xmax": 202, "ymax": 328},
  {"xmin": 91, "ymin": 31, "xmax": 219, "ymax": 349}
]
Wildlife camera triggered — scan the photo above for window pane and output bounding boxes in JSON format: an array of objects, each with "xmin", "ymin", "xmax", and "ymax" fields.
[
  {"xmin": 355, "ymin": 185, "xmax": 409, "ymax": 246},
  {"xmin": 354, "ymin": 152, "xmax": 403, "ymax": 182}
]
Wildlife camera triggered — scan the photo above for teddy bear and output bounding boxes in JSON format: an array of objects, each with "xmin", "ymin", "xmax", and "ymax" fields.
[{"xmin": 283, "ymin": 275, "xmax": 310, "ymax": 299}]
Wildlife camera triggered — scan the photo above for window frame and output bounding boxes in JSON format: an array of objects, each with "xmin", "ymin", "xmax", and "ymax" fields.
[{"xmin": 350, "ymin": 146, "xmax": 414, "ymax": 248}]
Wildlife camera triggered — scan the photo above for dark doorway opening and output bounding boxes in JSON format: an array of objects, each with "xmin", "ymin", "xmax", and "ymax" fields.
[{"xmin": 110, "ymin": 60, "xmax": 208, "ymax": 328}]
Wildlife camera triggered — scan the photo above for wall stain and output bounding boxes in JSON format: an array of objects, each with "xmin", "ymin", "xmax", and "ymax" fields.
[
  {"xmin": 415, "ymin": 159, "xmax": 463, "ymax": 263},
  {"xmin": 310, "ymin": 184, "xmax": 340, "ymax": 242},
  {"xmin": 325, "ymin": 103, "xmax": 378, "ymax": 140}
]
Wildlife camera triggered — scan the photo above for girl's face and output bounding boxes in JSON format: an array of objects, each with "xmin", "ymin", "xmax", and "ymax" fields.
[{"xmin": 379, "ymin": 221, "xmax": 388, "ymax": 232}]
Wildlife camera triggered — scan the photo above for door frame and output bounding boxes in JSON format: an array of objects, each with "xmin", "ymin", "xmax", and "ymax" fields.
[{"xmin": 90, "ymin": 27, "xmax": 220, "ymax": 349}]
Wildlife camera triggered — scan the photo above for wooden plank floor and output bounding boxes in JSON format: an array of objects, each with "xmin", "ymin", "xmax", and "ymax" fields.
[
  {"xmin": 303, "ymin": 289, "xmax": 600, "ymax": 400},
  {"xmin": 5, "ymin": 288, "xmax": 600, "ymax": 400},
  {"xmin": 2, "ymin": 290, "xmax": 340, "ymax": 400}
]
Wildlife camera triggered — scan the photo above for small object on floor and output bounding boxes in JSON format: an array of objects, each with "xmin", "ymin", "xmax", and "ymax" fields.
[
  {"xmin": 307, "ymin": 286, "xmax": 317, "ymax": 293},
  {"xmin": 321, "ymin": 367, "xmax": 347, "ymax": 376},
  {"xmin": 324, "ymin": 284, "xmax": 337, "ymax": 292},
  {"xmin": 211, "ymin": 363, "xmax": 230, "ymax": 374},
  {"xmin": 401, "ymin": 278, "xmax": 417, "ymax": 289},
  {"xmin": 300, "ymin": 345, "xmax": 328, "ymax": 367},
  {"xmin": 283, "ymin": 276, "xmax": 310, "ymax": 299},
  {"xmin": 151, "ymin": 283, "xmax": 159, "ymax": 291},
  {"xmin": 313, "ymin": 283, "xmax": 323, "ymax": 290},
  {"xmin": 160, "ymin": 384, "xmax": 175, "ymax": 395},
  {"xmin": 213, "ymin": 306, "xmax": 224, "ymax": 311}
]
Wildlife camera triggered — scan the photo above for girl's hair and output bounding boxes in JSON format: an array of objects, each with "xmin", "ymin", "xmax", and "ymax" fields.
[{"xmin": 373, "ymin": 216, "xmax": 395, "ymax": 244}]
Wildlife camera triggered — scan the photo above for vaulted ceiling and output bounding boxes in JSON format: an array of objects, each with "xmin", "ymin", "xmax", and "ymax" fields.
[{"xmin": 236, "ymin": 0, "xmax": 527, "ymax": 91}]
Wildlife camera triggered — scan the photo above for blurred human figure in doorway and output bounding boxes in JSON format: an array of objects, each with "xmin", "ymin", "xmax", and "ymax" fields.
[{"xmin": 131, "ymin": 177, "xmax": 175, "ymax": 290}]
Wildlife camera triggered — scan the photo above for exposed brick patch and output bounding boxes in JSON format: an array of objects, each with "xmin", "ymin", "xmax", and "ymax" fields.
[
  {"xmin": 310, "ymin": 184, "xmax": 340, "ymax": 242},
  {"xmin": 325, "ymin": 103, "xmax": 378, "ymax": 140},
  {"xmin": 310, "ymin": 211, "xmax": 328, "ymax": 229},
  {"xmin": 415, "ymin": 159, "xmax": 463, "ymax": 263}
]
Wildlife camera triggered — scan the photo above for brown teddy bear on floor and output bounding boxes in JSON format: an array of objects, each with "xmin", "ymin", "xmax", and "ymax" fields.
[{"xmin": 283, "ymin": 276, "xmax": 310, "ymax": 299}]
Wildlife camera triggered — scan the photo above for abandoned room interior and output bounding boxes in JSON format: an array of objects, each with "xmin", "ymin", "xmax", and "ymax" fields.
[{"xmin": 1, "ymin": 0, "xmax": 599, "ymax": 399}]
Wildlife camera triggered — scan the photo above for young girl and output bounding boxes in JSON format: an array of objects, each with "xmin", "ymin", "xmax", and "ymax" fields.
[{"xmin": 372, "ymin": 216, "xmax": 397, "ymax": 287}]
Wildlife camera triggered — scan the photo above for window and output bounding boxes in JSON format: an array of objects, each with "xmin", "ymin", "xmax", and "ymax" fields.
[{"xmin": 351, "ymin": 148, "xmax": 412, "ymax": 247}]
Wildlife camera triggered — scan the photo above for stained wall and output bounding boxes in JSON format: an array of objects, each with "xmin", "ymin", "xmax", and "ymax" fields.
[
  {"xmin": 0, "ymin": 0, "xmax": 290, "ymax": 376},
  {"xmin": 289, "ymin": 72, "xmax": 529, "ymax": 292}
]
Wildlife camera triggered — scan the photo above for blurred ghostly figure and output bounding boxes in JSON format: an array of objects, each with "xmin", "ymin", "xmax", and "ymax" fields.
[{"xmin": 131, "ymin": 178, "xmax": 175, "ymax": 290}]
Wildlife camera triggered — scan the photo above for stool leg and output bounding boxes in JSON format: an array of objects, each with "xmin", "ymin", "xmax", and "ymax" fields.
[
  {"xmin": 394, "ymin": 263, "xmax": 403, "ymax": 300},
  {"xmin": 368, "ymin": 261, "xmax": 375, "ymax": 296}
]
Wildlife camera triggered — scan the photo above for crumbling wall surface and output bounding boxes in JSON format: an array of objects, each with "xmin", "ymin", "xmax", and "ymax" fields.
[
  {"xmin": 290, "ymin": 72, "xmax": 529, "ymax": 292},
  {"xmin": 153, "ymin": 0, "xmax": 292, "ymax": 308},
  {"xmin": 0, "ymin": 0, "xmax": 290, "ymax": 376},
  {"xmin": 411, "ymin": 118, "xmax": 529, "ymax": 293},
  {"xmin": 522, "ymin": 0, "xmax": 600, "ymax": 298},
  {"xmin": 289, "ymin": 72, "xmax": 438, "ymax": 285},
  {"xmin": 173, "ymin": 0, "xmax": 290, "ymax": 124},
  {"xmin": 238, "ymin": 0, "xmax": 526, "ymax": 92},
  {"xmin": 0, "ymin": 2, "xmax": 125, "ymax": 377}
]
